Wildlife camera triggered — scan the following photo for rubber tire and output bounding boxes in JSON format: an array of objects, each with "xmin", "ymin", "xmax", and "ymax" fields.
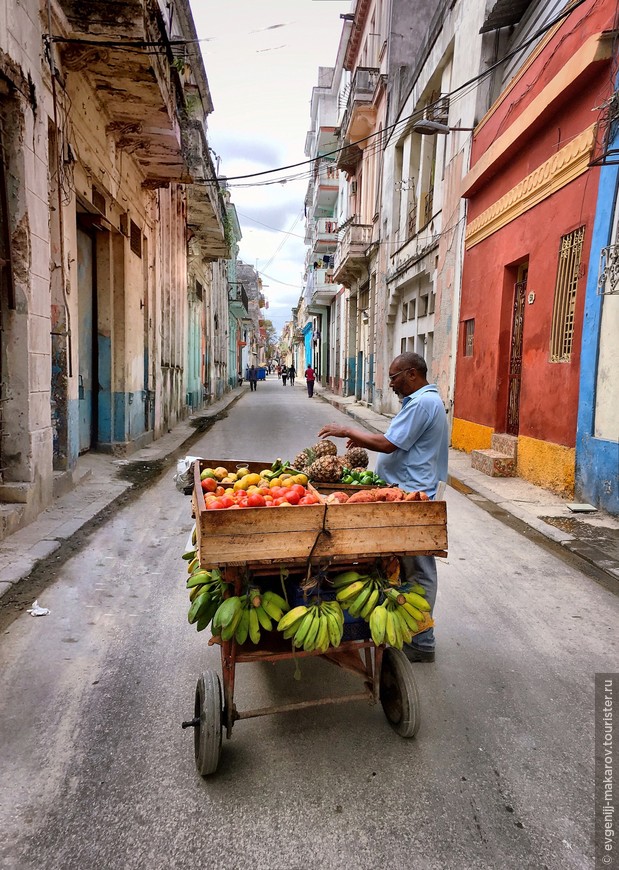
[
  {"xmin": 194, "ymin": 671, "xmax": 223, "ymax": 776},
  {"xmin": 379, "ymin": 647, "xmax": 421, "ymax": 738}
]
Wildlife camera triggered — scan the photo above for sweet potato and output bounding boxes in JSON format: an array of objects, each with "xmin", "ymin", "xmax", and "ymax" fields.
[
  {"xmin": 325, "ymin": 491, "xmax": 349, "ymax": 504},
  {"xmin": 346, "ymin": 490, "xmax": 377, "ymax": 503}
]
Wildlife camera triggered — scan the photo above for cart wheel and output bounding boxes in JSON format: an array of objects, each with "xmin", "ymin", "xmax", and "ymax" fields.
[
  {"xmin": 379, "ymin": 648, "xmax": 421, "ymax": 738},
  {"xmin": 194, "ymin": 671, "xmax": 223, "ymax": 776}
]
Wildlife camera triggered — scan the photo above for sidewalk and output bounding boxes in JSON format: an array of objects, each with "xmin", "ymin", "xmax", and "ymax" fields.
[
  {"xmin": 312, "ymin": 381, "xmax": 619, "ymax": 584},
  {"xmin": 0, "ymin": 387, "xmax": 249, "ymax": 600},
  {"xmin": 1, "ymin": 380, "xmax": 617, "ymax": 602}
]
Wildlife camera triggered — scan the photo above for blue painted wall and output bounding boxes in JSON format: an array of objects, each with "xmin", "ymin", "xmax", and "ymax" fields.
[{"xmin": 577, "ymin": 130, "xmax": 619, "ymax": 515}]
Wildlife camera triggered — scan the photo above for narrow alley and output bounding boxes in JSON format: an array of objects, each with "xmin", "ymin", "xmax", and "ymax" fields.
[{"xmin": 0, "ymin": 378, "xmax": 615, "ymax": 870}]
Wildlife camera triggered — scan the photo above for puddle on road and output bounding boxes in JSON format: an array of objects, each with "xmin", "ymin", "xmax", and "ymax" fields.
[{"xmin": 540, "ymin": 516, "xmax": 619, "ymax": 561}]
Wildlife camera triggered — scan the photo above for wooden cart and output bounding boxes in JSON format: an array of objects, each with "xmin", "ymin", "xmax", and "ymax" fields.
[{"xmin": 182, "ymin": 459, "xmax": 448, "ymax": 776}]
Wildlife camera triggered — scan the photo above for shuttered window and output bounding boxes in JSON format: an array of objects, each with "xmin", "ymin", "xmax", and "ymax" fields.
[{"xmin": 550, "ymin": 226, "xmax": 585, "ymax": 362}]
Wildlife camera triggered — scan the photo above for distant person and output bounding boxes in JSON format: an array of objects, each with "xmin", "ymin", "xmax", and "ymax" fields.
[
  {"xmin": 281, "ymin": 366, "xmax": 288, "ymax": 386},
  {"xmin": 277, "ymin": 365, "xmax": 281, "ymax": 379},
  {"xmin": 248, "ymin": 365, "xmax": 258, "ymax": 392},
  {"xmin": 288, "ymin": 364, "xmax": 296, "ymax": 386},
  {"xmin": 238, "ymin": 370, "xmax": 243, "ymax": 386},
  {"xmin": 305, "ymin": 364, "xmax": 315, "ymax": 398}
]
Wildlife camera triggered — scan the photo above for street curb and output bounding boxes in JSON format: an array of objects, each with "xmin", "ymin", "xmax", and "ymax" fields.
[
  {"xmin": 0, "ymin": 388, "xmax": 249, "ymax": 600},
  {"xmin": 315, "ymin": 387, "xmax": 619, "ymax": 584}
]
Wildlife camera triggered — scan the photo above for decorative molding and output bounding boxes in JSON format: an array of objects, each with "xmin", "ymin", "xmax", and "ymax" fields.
[{"xmin": 465, "ymin": 126, "xmax": 596, "ymax": 250}]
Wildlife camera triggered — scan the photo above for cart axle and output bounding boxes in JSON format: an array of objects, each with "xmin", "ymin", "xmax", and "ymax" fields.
[{"xmin": 181, "ymin": 717, "xmax": 200, "ymax": 729}]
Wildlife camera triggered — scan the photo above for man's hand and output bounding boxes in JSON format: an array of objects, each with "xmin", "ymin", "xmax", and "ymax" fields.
[{"xmin": 318, "ymin": 424, "xmax": 349, "ymax": 440}]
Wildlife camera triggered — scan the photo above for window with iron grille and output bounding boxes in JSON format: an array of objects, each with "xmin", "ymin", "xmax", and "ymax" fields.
[
  {"xmin": 464, "ymin": 319, "xmax": 474, "ymax": 356},
  {"xmin": 130, "ymin": 220, "xmax": 142, "ymax": 257},
  {"xmin": 550, "ymin": 226, "xmax": 585, "ymax": 362}
]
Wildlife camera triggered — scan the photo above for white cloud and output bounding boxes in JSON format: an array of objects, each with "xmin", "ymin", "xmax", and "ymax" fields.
[{"xmin": 191, "ymin": 0, "xmax": 349, "ymax": 335}]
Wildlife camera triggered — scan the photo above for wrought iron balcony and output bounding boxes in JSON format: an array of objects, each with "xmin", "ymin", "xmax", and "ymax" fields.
[
  {"xmin": 228, "ymin": 283, "xmax": 249, "ymax": 317},
  {"xmin": 312, "ymin": 217, "xmax": 338, "ymax": 252},
  {"xmin": 333, "ymin": 218, "xmax": 372, "ymax": 287},
  {"xmin": 337, "ymin": 68, "xmax": 380, "ymax": 170}
]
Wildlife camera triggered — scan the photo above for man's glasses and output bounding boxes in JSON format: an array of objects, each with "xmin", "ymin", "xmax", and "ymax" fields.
[{"xmin": 388, "ymin": 367, "xmax": 415, "ymax": 382}]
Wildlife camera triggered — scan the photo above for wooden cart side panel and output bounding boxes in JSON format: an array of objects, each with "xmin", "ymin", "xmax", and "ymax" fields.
[
  {"xmin": 312, "ymin": 524, "xmax": 447, "ymax": 559},
  {"xmin": 324, "ymin": 501, "xmax": 446, "ymax": 529},
  {"xmin": 199, "ymin": 530, "xmax": 323, "ymax": 566}
]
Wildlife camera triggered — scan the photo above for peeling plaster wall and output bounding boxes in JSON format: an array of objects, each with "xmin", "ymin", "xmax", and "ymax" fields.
[{"xmin": 0, "ymin": 6, "xmax": 54, "ymax": 518}]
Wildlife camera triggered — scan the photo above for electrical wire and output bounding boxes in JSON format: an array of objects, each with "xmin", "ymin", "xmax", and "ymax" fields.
[{"xmin": 214, "ymin": 0, "xmax": 590, "ymax": 183}]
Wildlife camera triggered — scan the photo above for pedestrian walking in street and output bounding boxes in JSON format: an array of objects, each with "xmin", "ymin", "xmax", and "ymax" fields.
[
  {"xmin": 305, "ymin": 364, "xmax": 315, "ymax": 397},
  {"xmin": 277, "ymin": 365, "xmax": 281, "ymax": 379},
  {"xmin": 248, "ymin": 365, "xmax": 258, "ymax": 392},
  {"xmin": 281, "ymin": 366, "xmax": 288, "ymax": 386},
  {"xmin": 288, "ymin": 364, "xmax": 296, "ymax": 386},
  {"xmin": 318, "ymin": 352, "xmax": 448, "ymax": 663}
]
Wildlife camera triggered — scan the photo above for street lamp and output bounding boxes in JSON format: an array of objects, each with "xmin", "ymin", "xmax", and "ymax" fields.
[{"xmin": 412, "ymin": 119, "xmax": 476, "ymax": 135}]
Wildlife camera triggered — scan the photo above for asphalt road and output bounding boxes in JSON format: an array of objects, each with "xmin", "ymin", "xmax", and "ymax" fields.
[{"xmin": 1, "ymin": 377, "xmax": 617, "ymax": 870}]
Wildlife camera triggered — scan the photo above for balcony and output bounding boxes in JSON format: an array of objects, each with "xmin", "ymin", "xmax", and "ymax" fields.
[
  {"xmin": 56, "ymin": 0, "xmax": 191, "ymax": 186},
  {"xmin": 305, "ymin": 268, "xmax": 337, "ymax": 306},
  {"xmin": 338, "ymin": 67, "xmax": 380, "ymax": 157},
  {"xmin": 186, "ymin": 127, "xmax": 228, "ymax": 260},
  {"xmin": 228, "ymin": 283, "xmax": 249, "ymax": 318},
  {"xmin": 312, "ymin": 217, "xmax": 338, "ymax": 252},
  {"xmin": 312, "ymin": 160, "xmax": 339, "ymax": 213},
  {"xmin": 333, "ymin": 218, "xmax": 372, "ymax": 287}
]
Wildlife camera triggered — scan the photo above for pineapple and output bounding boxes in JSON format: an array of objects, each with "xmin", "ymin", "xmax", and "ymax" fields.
[
  {"xmin": 293, "ymin": 450, "xmax": 312, "ymax": 470},
  {"xmin": 344, "ymin": 447, "xmax": 369, "ymax": 469},
  {"xmin": 312, "ymin": 440, "xmax": 338, "ymax": 458},
  {"xmin": 307, "ymin": 455, "xmax": 343, "ymax": 483}
]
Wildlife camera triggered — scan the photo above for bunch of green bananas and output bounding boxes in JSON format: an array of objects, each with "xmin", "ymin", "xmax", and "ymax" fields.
[
  {"xmin": 334, "ymin": 570, "xmax": 382, "ymax": 619},
  {"xmin": 277, "ymin": 600, "xmax": 344, "ymax": 652},
  {"xmin": 369, "ymin": 588, "xmax": 431, "ymax": 648},
  {"xmin": 187, "ymin": 566, "xmax": 227, "ymax": 631},
  {"xmin": 212, "ymin": 589, "xmax": 290, "ymax": 644}
]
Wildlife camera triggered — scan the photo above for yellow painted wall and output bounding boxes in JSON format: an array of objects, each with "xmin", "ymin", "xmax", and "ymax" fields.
[
  {"xmin": 517, "ymin": 436, "xmax": 575, "ymax": 498},
  {"xmin": 451, "ymin": 418, "xmax": 493, "ymax": 452}
]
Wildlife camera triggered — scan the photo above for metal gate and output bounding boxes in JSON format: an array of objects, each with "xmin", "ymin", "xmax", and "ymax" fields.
[{"xmin": 507, "ymin": 276, "xmax": 527, "ymax": 435}]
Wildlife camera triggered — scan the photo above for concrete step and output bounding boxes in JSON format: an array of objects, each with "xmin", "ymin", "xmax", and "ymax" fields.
[
  {"xmin": 471, "ymin": 448, "xmax": 517, "ymax": 477},
  {"xmin": 0, "ymin": 503, "xmax": 26, "ymax": 542},
  {"xmin": 491, "ymin": 433, "xmax": 518, "ymax": 459}
]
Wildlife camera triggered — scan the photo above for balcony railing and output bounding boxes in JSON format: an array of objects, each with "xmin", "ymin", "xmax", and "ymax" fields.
[
  {"xmin": 312, "ymin": 217, "xmax": 338, "ymax": 250},
  {"xmin": 333, "ymin": 218, "xmax": 372, "ymax": 287},
  {"xmin": 340, "ymin": 68, "xmax": 380, "ymax": 140},
  {"xmin": 304, "ymin": 268, "xmax": 337, "ymax": 306},
  {"xmin": 228, "ymin": 283, "xmax": 249, "ymax": 317}
]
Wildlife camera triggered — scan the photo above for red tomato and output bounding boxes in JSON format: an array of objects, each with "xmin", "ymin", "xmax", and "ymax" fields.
[
  {"xmin": 299, "ymin": 494, "xmax": 319, "ymax": 505},
  {"xmin": 201, "ymin": 477, "xmax": 218, "ymax": 493},
  {"xmin": 215, "ymin": 486, "xmax": 225, "ymax": 497},
  {"xmin": 291, "ymin": 484, "xmax": 306, "ymax": 497},
  {"xmin": 246, "ymin": 494, "xmax": 266, "ymax": 508},
  {"xmin": 284, "ymin": 491, "xmax": 300, "ymax": 505},
  {"xmin": 206, "ymin": 499, "xmax": 225, "ymax": 510},
  {"xmin": 257, "ymin": 486, "xmax": 271, "ymax": 497},
  {"xmin": 273, "ymin": 497, "xmax": 285, "ymax": 506},
  {"xmin": 219, "ymin": 496, "xmax": 235, "ymax": 509},
  {"xmin": 269, "ymin": 486, "xmax": 283, "ymax": 499}
]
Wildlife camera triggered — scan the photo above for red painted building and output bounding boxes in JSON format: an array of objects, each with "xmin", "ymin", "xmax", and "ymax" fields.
[{"xmin": 453, "ymin": 0, "xmax": 615, "ymax": 495}]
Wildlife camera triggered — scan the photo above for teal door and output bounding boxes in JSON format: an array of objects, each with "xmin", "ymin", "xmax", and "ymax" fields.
[{"xmin": 77, "ymin": 227, "xmax": 95, "ymax": 453}]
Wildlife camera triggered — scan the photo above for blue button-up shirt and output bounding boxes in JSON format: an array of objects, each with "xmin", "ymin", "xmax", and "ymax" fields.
[{"xmin": 375, "ymin": 385, "xmax": 448, "ymax": 498}]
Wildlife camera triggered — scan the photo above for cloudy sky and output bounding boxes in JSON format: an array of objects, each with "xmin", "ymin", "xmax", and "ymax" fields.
[{"xmin": 190, "ymin": 0, "xmax": 350, "ymax": 335}]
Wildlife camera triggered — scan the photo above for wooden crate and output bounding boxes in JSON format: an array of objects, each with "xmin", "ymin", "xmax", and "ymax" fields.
[
  {"xmin": 191, "ymin": 459, "xmax": 448, "ymax": 568},
  {"xmin": 192, "ymin": 459, "xmax": 325, "ymax": 567}
]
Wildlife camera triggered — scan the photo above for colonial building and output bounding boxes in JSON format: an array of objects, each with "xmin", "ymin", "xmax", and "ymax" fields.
[
  {"xmin": 0, "ymin": 0, "xmax": 228, "ymax": 536},
  {"xmin": 453, "ymin": 0, "xmax": 616, "ymax": 497}
]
